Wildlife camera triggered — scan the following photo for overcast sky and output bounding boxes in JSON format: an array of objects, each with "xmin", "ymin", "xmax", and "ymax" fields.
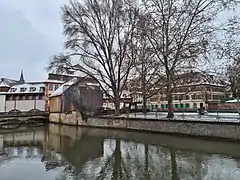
[{"xmin": 0, "ymin": 0, "xmax": 68, "ymax": 81}]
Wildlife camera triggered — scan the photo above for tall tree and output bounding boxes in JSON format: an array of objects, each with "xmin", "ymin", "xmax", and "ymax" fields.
[
  {"xmin": 219, "ymin": 16, "xmax": 240, "ymax": 97},
  {"xmin": 130, "ymin": 13, "xmax": 165, "ymax": 113},
  {"xmin": 142, "ymin": 0, "xmax": 239, "ymax": 118},
  {"xmin": 47, "ymin": 0, "xmax": 139, "ymax": 115}
]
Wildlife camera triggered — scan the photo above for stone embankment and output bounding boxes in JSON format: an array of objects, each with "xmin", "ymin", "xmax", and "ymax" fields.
[{"xmin": 49, "ymin": 115, "xmax": 240, "ymax": 141}]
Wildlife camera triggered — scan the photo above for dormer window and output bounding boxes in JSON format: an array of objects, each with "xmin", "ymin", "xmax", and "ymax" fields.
[
  {"xmin": 10, "ymin": 88, "xmax": 17, "ymax": 92},
  {"xmin": 20, "ymin": 88, "xmax": 27, "ymax": 92},
  {"xmin": 29, "ymin": 87, "xmax": 36, "ymax": 92},
  {"xmin": 40, "ymin": 87, "xmax": 45, "ymax": 92}
]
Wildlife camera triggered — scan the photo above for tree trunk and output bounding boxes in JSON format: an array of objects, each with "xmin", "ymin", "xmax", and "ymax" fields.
[
  {"xmin": 170, "ymin": 149, "xmax": 178, "ymax": 180},
  {"xmin": 142, "ymin": 71, "xmax": 148, "ymax": 114},
  {"xmin": 144, "ymin": 144, "xmax": 150, "ymax": 179},
  {"xmin": 167, "ymin": 93, "xmax": 174, "ymax": 118},
  {"xmin": 113, "ymin": 89, "xmax": 121, "ymax": 116},
  {"xmin": 114, "ymin": 101, "xmax": 120, "ymax": 116},
  {"xmin": 143, "ymin": 95, "xmax": 147, "ymax": 114},
  {"xmin": 113, "ymin": 139, "xmax": 121, "ymax": 179},
  {"xmin": 167, "ymin": 73, "xmax": 174, "ymax": 118}
]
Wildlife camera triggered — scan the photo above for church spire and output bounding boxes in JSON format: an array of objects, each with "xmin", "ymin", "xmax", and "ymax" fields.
[{"xmin": 19, "ymin": 70, "xmax": 25, "ymax": 83}]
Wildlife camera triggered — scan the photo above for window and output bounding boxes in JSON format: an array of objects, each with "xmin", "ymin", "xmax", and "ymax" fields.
[
  {"xmin": 10, "ymin": 88, "xmax": 17, "ymax": 92},
  {"xmin": 180, "ymin": 104, "xmax": 184, "ymax": 108},
  {"xmin": 192, "ymin": 94, "xmax": 197, "ymax": 100},
  {"xmin": 20, "ymin": 88, "xmax": 26, "ymax": 92},
  {"xmin": 186, "ymin": 103, "xmax": 190, "ymax": 108},
  {"xmin": 40, "ymin": 87, "xmax": 45, "ymax": 92},
  {"xmin": 22, "ymin": 96, "xmax": 26, "ymax": 100},
  {"xmin": 49, "ymin": 84, "xmax": 53, "ymax": 91},
  {"xmin": 29, "ymin": 87, "xmax": 36, "ymax": 92},
  {"xmin": 28, "ymin": 95, "xmax": 32, "ymax": 100},
  {"xmin": 54, "ymin": 84, "xmax": 59, "ymax": 90},
  {"xmin": 193, "ymin": 103, "xmax": 198, "ymax": 109},
  {"xmin": 7, "ymin": 95, "xmax": 12, "ymax": 101},
  {"xmin": 39, "ymin": 95, "xmax": 45, "ymax": 100}
]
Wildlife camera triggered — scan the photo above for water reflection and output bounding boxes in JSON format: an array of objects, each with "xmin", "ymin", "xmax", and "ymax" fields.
[{"xmin": 0, "ymin": 125, "xmax": 240, "ymax": 180}]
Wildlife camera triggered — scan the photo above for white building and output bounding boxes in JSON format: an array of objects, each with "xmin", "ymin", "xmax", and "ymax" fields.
[
  {"xmin": 0, "ymin": 78, "xmax": 18, "ymax": 112},
  {"xmin": 102, "ymin": 89, "xmax": 132, "ymax": 110},
  {"xmin": 4, "ymin": 82, "xmax": 45, "ymax": 112}
]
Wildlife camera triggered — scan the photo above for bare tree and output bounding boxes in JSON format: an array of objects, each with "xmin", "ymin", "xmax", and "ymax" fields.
[
  {"xmin": 219, "ymin": 16, "xmax": 240, "ymax": 97},
  {"xmin": 142, "ymin": 0, "xmax": 239, "ymax": 118},
  {"xmin": 47, "ymin": 0, "xmax": 139, "ymax": 115},
  {"xmin": 129, "ymin": 13, "xmax": 166, "ymax": 113}
]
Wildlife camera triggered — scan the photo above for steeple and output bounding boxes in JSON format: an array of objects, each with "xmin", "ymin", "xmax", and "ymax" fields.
[{"xmin": 19, "ymin": 70, "xmax": 25, "ymax": 84}]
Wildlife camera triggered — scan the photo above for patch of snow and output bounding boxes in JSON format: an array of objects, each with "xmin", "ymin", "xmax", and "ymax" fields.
[
  {"xmin": 225, "ymin": 99, "xmax": 239, "ymax": 103},
  {"xmin": 49, "ymin": 78, "xmax": 78, "ymax": 98},
  {"xmin": 6, "ymin": 82, "xmax": 45, "ymax": 94},
  {"xmin": 44, "ymin": 79, "xmax": 65, "ymax": 84},
  {"xmin": 0, "ymin": 81, "xmax": 10, "ymax": 88}
]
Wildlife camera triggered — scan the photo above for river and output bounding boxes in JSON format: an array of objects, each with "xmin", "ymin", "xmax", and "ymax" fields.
[{"xmin": 0, "ymin": 125, "xmax": 240, "ymax": 180}]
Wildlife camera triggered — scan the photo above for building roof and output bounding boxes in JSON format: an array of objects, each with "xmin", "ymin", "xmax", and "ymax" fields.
[
  {"xmin": 175, "ymin": 71, "xmax": 226, "ymax": 87},
  {"xmin": 44, "ymin": 79, "xmax": 65, "ymax": 84},
  {"xmin": 0, "ymin": 78, "xmax": 19, "ymax": 87},
  {"xmin": 49, "ymin": 78, "xmax": 78, "ymax": 98},
  {"xmin": 47, "ymin": 73, "xmax": 78, "ymax": 82},
  {"xmin": 6, "ymin": 82, "xmax": 45, "ymax": 94},
  {"xmin": 0, "ymin": 80, "xmax": 10, "ymax": 88}
]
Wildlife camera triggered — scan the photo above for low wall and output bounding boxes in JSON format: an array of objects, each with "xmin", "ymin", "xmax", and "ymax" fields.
[
  {"xmin": 77, "ymin": 117, "xmax": 240, "ymax": 141},
  {"xmin": 49, "ymin": 111, "xmax": 82, "ymax": 125},
  {"xmin": 0, "ymin": 116, "xmax": 47, "ymax": 122}
]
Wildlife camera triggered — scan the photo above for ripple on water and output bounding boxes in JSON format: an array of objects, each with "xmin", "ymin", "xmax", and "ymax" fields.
[{"xmin": 0, "ymin": 125, "xmax": 240, "ymax": 180}]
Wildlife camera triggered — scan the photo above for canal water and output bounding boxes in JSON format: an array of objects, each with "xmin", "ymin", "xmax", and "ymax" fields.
[{"xmin": 0, "ymin": 125, "xmax": 240, "ymax": 180}]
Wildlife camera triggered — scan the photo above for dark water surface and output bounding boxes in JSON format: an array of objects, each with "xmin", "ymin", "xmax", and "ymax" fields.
[{"xmin": 1, "ymin": 125, "xmax": 240, "ymax": 180}]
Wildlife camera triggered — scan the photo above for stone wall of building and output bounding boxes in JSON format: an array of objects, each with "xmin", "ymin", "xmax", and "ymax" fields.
[
  {"xmin": 49, "ymin": 111, "xmax": 82, "ymax": 125},
  {"xmin": 77, "ymin": 117, "xmax": 240, "ymax": 140}
]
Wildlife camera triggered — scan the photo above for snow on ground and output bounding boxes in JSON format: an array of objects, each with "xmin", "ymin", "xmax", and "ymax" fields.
[{"xmin": 119, "ymin": 112, "xmax": 240, "ymax": 122}]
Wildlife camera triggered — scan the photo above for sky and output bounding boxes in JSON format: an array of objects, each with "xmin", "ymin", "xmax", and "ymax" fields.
[{"xmin": 0, "ymin": 0, "xmax": 68, "ymax": 81}]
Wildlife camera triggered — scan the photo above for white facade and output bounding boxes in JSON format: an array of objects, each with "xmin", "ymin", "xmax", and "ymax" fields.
[
  {"xmin": 4, "ymin": 82, "xmax": 46, "ymax": 112},
  {"xmin": 5, "ymin": 100, "xmax": 45, "ymax": 112},
  {"xmin": 0, "ymin": 94, "xmax": 6, "ymax": 112}
]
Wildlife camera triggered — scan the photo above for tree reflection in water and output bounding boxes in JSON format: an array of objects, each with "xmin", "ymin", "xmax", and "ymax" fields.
[{"xmin": 1, "ymin": 126, "xmax": 240, "ymax": 180}]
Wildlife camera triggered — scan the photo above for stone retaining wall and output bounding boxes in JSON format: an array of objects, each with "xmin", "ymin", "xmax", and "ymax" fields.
[
  {"xmin": 78, "ymin": 117, "xmax": 240, "ymax": 140},
  {"xmin": 49, "ymin": 111, "xmax": 82, "ymax": 125},
  {"xmin": 49, "ymin": 113, "xmax": 240, "ymax": 140}
]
